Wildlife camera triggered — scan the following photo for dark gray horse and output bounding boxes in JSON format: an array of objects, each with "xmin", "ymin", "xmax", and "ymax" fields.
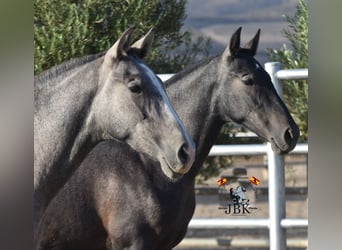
[
  {"xmin": 37, "ymin": 28, "xmax": 299, "ymax": 250},
  {"xmin": 34, "ymin": 28, "xmax": 195, "ymax": 231}
]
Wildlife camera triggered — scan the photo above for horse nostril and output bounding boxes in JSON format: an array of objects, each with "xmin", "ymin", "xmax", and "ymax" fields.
[
  {"xmin": 178, "ymin": 143, "xmax": 189, "ymax": 165},
  {"xmin": 284, "ymin": 128, "xmax": 294, "ymax": 145}
]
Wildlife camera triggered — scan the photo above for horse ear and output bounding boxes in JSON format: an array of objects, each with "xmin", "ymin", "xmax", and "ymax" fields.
[
  {"xmin": 104, "ymin": 27, "xmax": 135, "ymax": 64},
  {"xmin": 223, "ymin": 27, "xmax": 242, "ymax": 60},
  {"xmin": 244, "ymin": 29, "xmax": 260, "ymax": 56},
  {"xmin": 129, "ymin": 28, "xmax": 155, "ymax": 59}
]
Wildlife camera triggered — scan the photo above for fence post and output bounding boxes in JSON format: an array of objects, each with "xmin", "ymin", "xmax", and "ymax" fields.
[{"xmin": 265, "ymin": 62, "xmax": 286, "ymax": 250}]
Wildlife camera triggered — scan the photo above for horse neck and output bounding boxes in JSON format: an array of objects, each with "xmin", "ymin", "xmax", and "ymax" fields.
[
  {"xmin": 34, "ymin": 59, "xmax": 100, "ymax": 213},
  {"xmin": 165, "ymin": 56, "xmax": 224, "ymax": 178}
]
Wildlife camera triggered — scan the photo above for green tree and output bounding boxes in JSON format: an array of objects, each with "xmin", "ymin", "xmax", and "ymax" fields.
[
  {"xmin": 267, "ymin": 0, "xmax": 308, "ymax": 140},
  {"xmin": 34, "ymin": 0, "xmax": 211, "ymax": 75}
]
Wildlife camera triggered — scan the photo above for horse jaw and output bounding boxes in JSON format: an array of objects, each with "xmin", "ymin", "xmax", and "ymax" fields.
[
  {"xmin": 270, "ymin": 140, "xmax": 287, "ymax": 154},
  {"xmin": 159, "ymin": 159, "xmax": 184, "ymax": 182},
  {"xmin": 270, "ymin": 134, "xmax": 298, "ymax": 154}
]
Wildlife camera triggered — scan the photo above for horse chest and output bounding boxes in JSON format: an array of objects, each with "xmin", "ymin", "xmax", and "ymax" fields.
[{"xmin": 151, "ymin": 186, "xmax": 196, "ymax": 248}]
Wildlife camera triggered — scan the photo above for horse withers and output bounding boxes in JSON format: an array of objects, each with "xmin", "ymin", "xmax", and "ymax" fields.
[
  {"xmin": 37, "ymin": 27, "xmax": 299, "ymax": 250},
  {"xmin": 34, "ymin": 28, "xmax": 195, "ymax": 229}
]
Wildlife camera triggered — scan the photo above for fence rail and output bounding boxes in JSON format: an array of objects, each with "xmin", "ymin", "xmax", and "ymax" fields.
[
  {"xmin": 159, "ymin": 62, "xmax": 308, "ymax": 250},
  {"xmin": 187, "ymin": 218, "xmax": 308, "ymax": 229},
  {"xmin": 177, "ymin": 238, "xmax": 308, "ymax": 249},
  {"xmin": 209, "ymin": 143, "xmax": 307, "ymax": 156}
]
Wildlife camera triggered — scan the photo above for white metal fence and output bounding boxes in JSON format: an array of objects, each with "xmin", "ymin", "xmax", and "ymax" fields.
[{"xmin": 158, "ymin": 62, "xmax": 308, "ymax": 250}]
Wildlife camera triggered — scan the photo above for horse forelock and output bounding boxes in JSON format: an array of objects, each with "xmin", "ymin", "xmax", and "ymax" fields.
[{"xmin": 133, "ymin": 57, "xmax": 173, "ymax": 109}]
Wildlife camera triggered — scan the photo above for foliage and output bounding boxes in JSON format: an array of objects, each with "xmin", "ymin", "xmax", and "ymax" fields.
[
  {"xmin": 34, "ymin": 0, "xmax": 211, "ymax": 74},
  {"xmin": 267, "ymin": 0, "xmax": 308, "ymax": 140}
]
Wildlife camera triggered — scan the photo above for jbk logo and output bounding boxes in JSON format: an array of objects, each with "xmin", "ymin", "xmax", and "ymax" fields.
[
  {"xmin": 224, "ymin": 203, "xmax": 251, "ymax": 215},
  {"xmin": 218, "ymin": 184, "xmax": 258, "ymax": 216}
]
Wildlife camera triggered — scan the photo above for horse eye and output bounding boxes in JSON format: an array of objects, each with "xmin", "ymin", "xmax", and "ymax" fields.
[
  {"xmin": 128, "ymin": 80, "xmax": 142, "ymax": 94},
  {"xmin": 241, "ymin": 74, "xmax": 253, "ymax": 85}
]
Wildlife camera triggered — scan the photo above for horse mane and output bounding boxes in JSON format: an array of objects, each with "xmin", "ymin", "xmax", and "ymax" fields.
[
  {"xmin": 35, "ymin": 51, "xmax": 106, "ymax": 85},
  {"xmin": 164, "ymin": 54, "xmax": 219, "ymax": 86}
]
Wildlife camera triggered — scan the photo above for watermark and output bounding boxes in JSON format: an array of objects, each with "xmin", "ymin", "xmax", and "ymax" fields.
[
  {"xmin": 217, "ymin": 176, "xmax": 259, "ymax": 216},
  {"xmin": 249, "ymin": 176, "xmax": 260, "ymax": 186}
]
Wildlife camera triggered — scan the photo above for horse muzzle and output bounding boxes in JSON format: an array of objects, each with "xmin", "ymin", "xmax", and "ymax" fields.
[
  {"xmin": 270, "ymin": 126, "xmax": 300, "ymax": 154},
  {"xmin": 160, "ymin": 142, "xmax": 195, "ymax": 180}
]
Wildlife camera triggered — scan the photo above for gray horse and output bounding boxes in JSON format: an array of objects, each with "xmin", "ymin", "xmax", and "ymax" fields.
[
  {"xmin": 34, "ymin": 28, "xmax": 195, "ymax": 230},
  {"xmin": 37, "ymin": 27, "xmax": 299, "ymax": 250}
]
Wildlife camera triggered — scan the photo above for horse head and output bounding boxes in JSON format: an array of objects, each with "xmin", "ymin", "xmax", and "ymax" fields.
[
  {"xmin": 217, "ymin": 27, "xmax": 299, "ymax": 153},
  {"xmin": 92, "ymin": 28, "xmax": 195, "ymax": 179}
]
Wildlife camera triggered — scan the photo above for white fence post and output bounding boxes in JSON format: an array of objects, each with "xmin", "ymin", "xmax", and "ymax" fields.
[
  {"xmin": 267, "ymin": 144, "xmax": 287, "ymax": 250},
  {"xmin": 265, "ymin": 62, "xmax": 286, "ymax": 250}
]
